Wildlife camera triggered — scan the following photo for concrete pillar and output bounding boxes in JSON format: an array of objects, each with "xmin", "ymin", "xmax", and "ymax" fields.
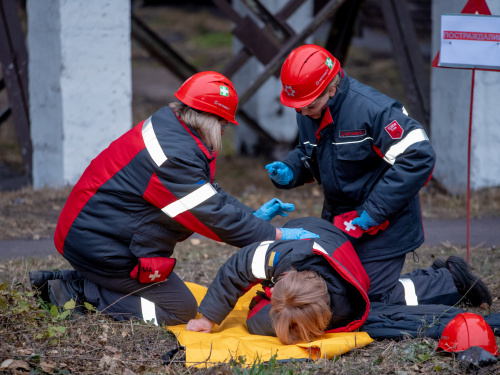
[
  {"xmin": 431, "ymin": 0, "xmax": 500, "ymax": 194},
  {"xmin": 28, "ymin": 0, "xmax": 132, "ymax": 188},
  {"xmin": 232, "ymin": 0, "xmax": 313, "ymax": 158}
]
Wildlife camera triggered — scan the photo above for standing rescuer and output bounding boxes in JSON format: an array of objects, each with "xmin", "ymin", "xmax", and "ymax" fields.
[
  {"xmin": 29, "ymin": 71, "xmax": 319, "ymax": 325},
  {"xmin": 266, "ymin": 45, "xmax": 492, "ymax": 308}
]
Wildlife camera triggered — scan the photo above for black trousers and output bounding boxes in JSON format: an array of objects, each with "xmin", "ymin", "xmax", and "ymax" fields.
[
  {"xmin": 362, "ymin": 254, "xmax": 460, "ymax": 306},
  {"xmin": 67, "ymin": 264, "xmax": 198, "ymax": 326}
]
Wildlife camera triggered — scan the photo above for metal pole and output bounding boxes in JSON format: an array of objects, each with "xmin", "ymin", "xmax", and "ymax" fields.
[{"xmin": 466, "ymin": 68, "xmax": 475, "ymax": 263}]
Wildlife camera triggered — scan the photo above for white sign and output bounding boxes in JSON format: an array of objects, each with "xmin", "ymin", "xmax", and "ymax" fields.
[{"xmin": 439, "ymin": 14, "xmax": 500, "ymax": 69}]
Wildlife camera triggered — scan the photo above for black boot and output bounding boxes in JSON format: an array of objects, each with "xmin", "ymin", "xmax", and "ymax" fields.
[
  {"xmin": 431, "ymin": 257, "xmax": 446, "ymax": 270},
  {"xmin": 47, "ymin": 279, "xmax": 86, "ymax": 313},
  {"xmin": 445, "ymin": 255, "xmax": 492, "ymax": 308},
  {"xmin": 29, "ymin": 270, "xmax": 81, "ymax": 303}
]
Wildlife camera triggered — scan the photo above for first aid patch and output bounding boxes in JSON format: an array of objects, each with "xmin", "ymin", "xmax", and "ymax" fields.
[{"xmin": 384, "ymin": 120, "xmax": 404, "ymax": 139}]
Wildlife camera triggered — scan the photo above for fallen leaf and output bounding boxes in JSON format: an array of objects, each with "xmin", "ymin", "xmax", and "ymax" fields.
[
  {"xmin": 8, "ymin": 360, "xmax": 30, "ymax": 370},
  {"xmin": 40, "ymin": 361, "xmax": 56, "ymax": 373},
  {"xmin": 0, "ymin": 359, "xmax": 13, "ymax": 369}
]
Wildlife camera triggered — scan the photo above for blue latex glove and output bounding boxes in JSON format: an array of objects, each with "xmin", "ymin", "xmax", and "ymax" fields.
[
  {"xmin": 253, "ymin": 198, "xmax": 295, "ymax": 222},
  {"xmin": 279, "ymin": 228, "xmax": 320, "ymax": 240},
  {"xmin": 351, "ymin": 210, "xmax": 380, "ymax": 231},
  {"xmin": 265, "ymin": 162, "xmax": 293, "ymax": 185}
]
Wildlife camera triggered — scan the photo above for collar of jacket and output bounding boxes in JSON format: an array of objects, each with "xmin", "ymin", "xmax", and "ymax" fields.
[
  {"xmin": 173, "ymin": 110, "xmax": 216, "ymax": 161},
  {"xmin": 314, "ymin": 71, "xmax": 351, "ymax": 143}
]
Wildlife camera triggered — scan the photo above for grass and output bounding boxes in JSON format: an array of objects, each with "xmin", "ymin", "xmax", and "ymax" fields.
[{"xmin": 0, "ymin": 242, "xmax": 498, "ymax": 374}]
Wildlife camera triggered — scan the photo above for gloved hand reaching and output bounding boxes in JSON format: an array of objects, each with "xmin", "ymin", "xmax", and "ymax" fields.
[
  {"xmin": 253, "ymin": 198, "xmax": 295, "ymax": 222},
  {"xmin": 352, "ymin": 210, "xmax": 380, "ymax": 231},
  {"xmin": 265, "ymin": 162, "xmax": 293, "ymax": 185},
  {"xmin": 278, "ymin": 228, "xmax": 320, "ymax": 240}
]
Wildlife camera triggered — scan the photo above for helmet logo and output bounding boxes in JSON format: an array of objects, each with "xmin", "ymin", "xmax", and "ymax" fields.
[
  {"xmin": 284, "ymin": 85, "xmax": 295, "ymax": 97},
  {"xmin": 325, "ymin": 57, "xmax": 333, "ymax": 69},
  {"xmin": 214, "ymin": 100, "xmax": 230, "ymax": 110},
  {"xmin": 220, "ymin": 85, "xmax": 229, "ymax": 97},
  {"xmin": 316, "ymin": 69, "xmax": 328, "ymax": 86}
]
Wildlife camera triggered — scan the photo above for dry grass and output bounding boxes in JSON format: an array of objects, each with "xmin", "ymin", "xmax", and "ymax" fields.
[{"xmin": 0, "ymin": 239, "xmax": 499, "ymax": 374}]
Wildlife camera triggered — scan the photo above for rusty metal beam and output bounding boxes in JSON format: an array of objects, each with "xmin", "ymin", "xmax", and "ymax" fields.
[
  {"xmin": 379, "ymin": 0, "xmax": 430, "ymax": 134},
  {"xmin": 238, "ymin": 0, "xmax": 346, "ymax": 107},
  {"xmin": 131, "ymin": 14, "xmax": 196, "ymax": 81},
  {"xmin": 0, "ymin": 1, "xmax": 31, "ymax": 179}
]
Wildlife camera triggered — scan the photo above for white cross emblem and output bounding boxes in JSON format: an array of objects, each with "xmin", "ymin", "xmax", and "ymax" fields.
[
  {"xmin": 284, "ymin": 85, "xmax": 295, "ymax": 97},
  {"xmin": 149, "ymin": 270, "xmax": 161, "ymax": 281},
  {"xmin": 220, "ymin": 85, "xmax": 229, "ymax": 97},
  {"xmin": 344, "ymin": 220, "xmax": 356, "ymax": 232},
  {"xmin": 325, "ymin": 57, "xmax": 333, "ymax": 69}
]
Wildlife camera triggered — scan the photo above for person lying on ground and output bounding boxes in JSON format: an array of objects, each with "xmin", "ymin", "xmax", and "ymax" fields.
[
  {"xmin": 28, "ymin": 71, "xmax": 319, "ymax": 327},
  {"xmin": 186, "ymin": 217, "xmax": 492, "ymax": 344}
]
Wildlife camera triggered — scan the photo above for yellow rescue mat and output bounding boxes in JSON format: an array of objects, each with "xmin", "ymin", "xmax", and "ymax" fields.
[{"xmin": 167, "ymin": 282, "xmax": 373, "ymax": 368}]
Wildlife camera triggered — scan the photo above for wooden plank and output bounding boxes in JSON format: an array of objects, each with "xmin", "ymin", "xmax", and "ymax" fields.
[
  {"xmin": 0, "ymin": 1, "xmax": 32, "ymax": 179},
  {"xmin": 379, "ymin": 0, "xmax": 430, "ymax": 134}
]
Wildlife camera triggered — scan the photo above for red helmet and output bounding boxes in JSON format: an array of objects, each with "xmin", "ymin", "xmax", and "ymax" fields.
[
  {"xmin": 437, "ymin": 313, "xmax": 498, "ymax": 356},
  {"xmin": 175, "ymin": 71, "xmax": 239, "ymax": 125},
  {"xmin": 280, "ymin": 44, "xmax": 340, "ymax": 108}
]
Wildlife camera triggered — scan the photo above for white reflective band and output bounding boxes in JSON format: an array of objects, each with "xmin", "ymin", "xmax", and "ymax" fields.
[
  {"xmin": 384, "ymin": 129, "xmax": 429, "ymax": 165},
  {"xmin": 332, "ymin": 137, "xmax": 373, "ymax": 146},
  {"xmin": 142, "ymin": 117, "xmax": 168, "ymax": 166},
  {"xmin": 141, "ymin": 297, "xmax": 158, "ymax": 326},
  {"xmin": 399, "ymin": 278, "xmax": 418, "ymax": 306},
  {"xmin": 312, "ymin": 242, "xmax": 328, "ymax": 255},
  {"xmin": 303, "ymin": 141, "xmax": 317, "ymax": 147},
  {"xmin": 402, "ymin": 106, "xmax": 409, "ymax": 116},
  {"xmin": 251, "ymin": 241, "xmax": 274, "ymax": 279},
  {"xmin": 162, "ymin": 183, "xmax": 217, "ymax": 218}
]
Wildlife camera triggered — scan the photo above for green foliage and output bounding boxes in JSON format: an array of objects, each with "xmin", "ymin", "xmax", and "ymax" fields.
[
  {"xmin": 396, "ymin": 338, "xmax": 436, "ymax": 364},
  {"xmin": 191, "ymin": 32, "xmax": 232, "ymax": 49}
]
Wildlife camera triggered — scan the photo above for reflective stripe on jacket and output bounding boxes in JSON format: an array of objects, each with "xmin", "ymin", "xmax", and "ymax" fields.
[
  {"xmin": 198, "ymin": 217, "xmax": 370, "ymax": 336},
  {"xmin": 277, "ymin": 73, "xmax": 435, "ymax": 261},
  {"xmin": 55, "ymin": 106, "xmax": 276, "ymax": 276}
]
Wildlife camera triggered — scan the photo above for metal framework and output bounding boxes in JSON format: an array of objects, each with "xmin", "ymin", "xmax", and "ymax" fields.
[
  {"xmin": 0, "ymin": 1, "xmax": 31, "ymax": 181},
  {"xmin": 0, "ymin": 0, "xmax": 431, "ymax": 184}
]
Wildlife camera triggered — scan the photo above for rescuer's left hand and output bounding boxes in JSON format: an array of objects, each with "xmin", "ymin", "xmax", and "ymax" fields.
[
  {"xmin": 253, "ymin": 198, "xmax": 295, "ymax": 222},
  {"xmin": 352, "ymin": 210, "xmax": 380, "ymax": 231}
]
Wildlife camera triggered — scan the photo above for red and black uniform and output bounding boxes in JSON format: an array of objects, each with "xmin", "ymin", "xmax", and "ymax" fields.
[
  {"xmin": 53, "ymin": 106, "xmax": 277, "ymax": 325},
  {"xmin": 198, "ymin": 217, "xmax": 371, "ymax": 336}
]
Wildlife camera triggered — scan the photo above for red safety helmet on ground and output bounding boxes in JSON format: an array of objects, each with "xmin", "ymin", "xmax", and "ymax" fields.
[
  {"xmin": 437, "ymin": 313, "xmax": 498, "ymax": 356},
  {"xmin": 175, "ymin": 71, "xmax": 239, "ymax": 125},
  {"xmin": 280, "ymin": 44, "xmax": 341, "ymax": 108}
]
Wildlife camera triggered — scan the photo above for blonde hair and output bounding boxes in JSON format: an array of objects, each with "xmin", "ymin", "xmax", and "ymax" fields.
[
  {"xmin": 270, "ymin": 270, "xmax": 332, "ymax": 345},
  {"xmin": 320, "ymin": 74, "xmax": 341, "ymax": 97},
  {"xmin": 169, "ymin": 102, "xmax": 223, "ymax": 152}
]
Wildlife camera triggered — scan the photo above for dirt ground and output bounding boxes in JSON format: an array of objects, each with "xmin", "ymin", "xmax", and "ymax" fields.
[{"xmin": 0, "ymin": 4, "xmax": 499, "ymax": 374}]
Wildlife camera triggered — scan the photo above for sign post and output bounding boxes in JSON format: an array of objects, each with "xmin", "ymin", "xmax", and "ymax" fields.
[{"xmin": 435, "ymin": 12, "xmax": 500, "ymax": 262}]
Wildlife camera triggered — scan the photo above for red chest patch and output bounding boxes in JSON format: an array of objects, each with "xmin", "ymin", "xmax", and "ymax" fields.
[{"xmin": 384, "ymin": 120, "xmax": 404, "ymax": 139}]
